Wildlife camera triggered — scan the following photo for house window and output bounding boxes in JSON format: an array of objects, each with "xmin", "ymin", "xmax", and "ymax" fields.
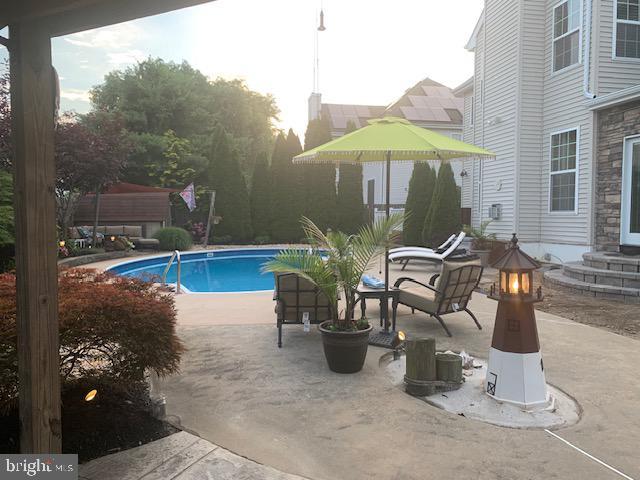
[
  {"xmin": 616, "ymin": 0, "xmax": 640, "ymax": 58},
  {"xmin": 550, "ymin": 129, "xmax": 578, "ymax": 212},
  {"xmin": 553, "ymin": 0, "xmax": 580, "ymax": 71}
]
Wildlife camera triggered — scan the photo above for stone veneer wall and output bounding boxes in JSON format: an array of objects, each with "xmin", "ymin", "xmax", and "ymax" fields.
[{"xmin": 595, "ymin": 99, "xmax": 640, "ymax": 251}]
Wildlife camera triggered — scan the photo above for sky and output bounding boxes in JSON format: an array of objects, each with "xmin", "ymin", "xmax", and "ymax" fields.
[{"xmin": 2, "ymin": 0, "xmax": 483, "ymax": 139}]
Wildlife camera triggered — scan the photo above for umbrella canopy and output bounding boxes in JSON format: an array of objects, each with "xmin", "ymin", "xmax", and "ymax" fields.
[{"xmin": 294, "ymin": 117, "xmax": 494, "ymax": 163}]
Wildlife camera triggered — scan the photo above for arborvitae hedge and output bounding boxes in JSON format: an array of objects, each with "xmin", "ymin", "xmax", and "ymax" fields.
[
  {"xmin": 208, "ymin": 125, "xmax": 253, "ymax": 241},
  {"xmin": 302, "ymin": 118, "xmax": 336, "ymax": 234},
  {"xmin": 250, "ymin": 153, "xmax": 271, "ymax": 239},
  {"xmin": 422, "ymin": 162, "xmax": 461, "ymax": 247},
  {"xmin": 403, "ymin": 163, "xmax": 436, "ymax": 246},
  {"xmin": 336, "ymin": 120, "xmax": 365, "ymax": 234},
  {"xmin": 269, "ymin": 131, "xmax": 303, "ymax": 242}
]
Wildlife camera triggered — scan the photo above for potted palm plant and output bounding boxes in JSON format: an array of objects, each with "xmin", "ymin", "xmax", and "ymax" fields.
[
  {"xmin": 262, "ymin": 214, "xmax": 403, "ymax": 373},
  {"xmin": 463, "ymin": 220, "xmax": 497, "ymax": 267}
]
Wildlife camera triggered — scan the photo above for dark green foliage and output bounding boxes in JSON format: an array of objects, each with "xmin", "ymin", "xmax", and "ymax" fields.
[
  {"xmin": 0, "ymin": 170, "xmax": 13, "ymax": 246},
  {"xmin": 403, "ymin": 163, "xmax": 436, "ymax": 246},
  {"xmin": 153, "ymin": 227, "xmax": 193, "ymax": 251},
  {"xmin": 422, "ymin": 163, "xmax": 461, "ymax": 247},
  {"xmin": 335, "ymin": 121, "xmax": 364, "ymax": 234},
  {"xmin": 207, "ymin": 126, "xmax": 253, "ymax": 242},
  {"xmin": 269, "ymin": 131, "xmax": 303, "ymax": 242},
  {"xmin": 250, "ymin": 153, "xmax": 271, "ymax": 238},
  {"xmin": 302, "ymin": 118, "xmax": 336, "ymax": 233}
]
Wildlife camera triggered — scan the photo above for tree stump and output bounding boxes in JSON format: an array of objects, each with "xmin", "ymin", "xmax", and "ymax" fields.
[
  {"xmin": 404, "ymin": 338, "xmax": 436, "ymax": 396},
  {"xmin": 436, "ymin": 353, "xmax": 462, "ymax": 383}
]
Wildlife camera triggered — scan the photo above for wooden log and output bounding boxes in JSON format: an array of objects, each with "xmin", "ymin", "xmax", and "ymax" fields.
[
  {"xmin": 10, "ymin": 21, "xmax": 61, "ymax": 453},
  {"xmin": 436, "ymin": 353, "xmax": 462, "ymax": 383},
  {"xmin": 405, "ymin": 338, "xmax": 436, "ymax": 381}
]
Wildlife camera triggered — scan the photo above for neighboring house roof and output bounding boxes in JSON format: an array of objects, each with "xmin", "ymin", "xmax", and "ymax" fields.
[
  {"xmin": 453, "ymin": 77, "xmax": 474, "ymax": 96},
  {"xmin": 384, "ymin": 77, "xmax": 464, "ymax": 125},
  {"xmin": 103, "ymin": 182, "xmax": 180, "ymax": 194},
  {"xmin": 74, "ymin": 192, "xmax": 172, "ymax": 223},
  {"xmin": 321, "ymin": 103, "xmax": 386, "ymax": 133},
  {"xmin": 465, "ymin": 10, "xmax": 484, "ymax": 51}
]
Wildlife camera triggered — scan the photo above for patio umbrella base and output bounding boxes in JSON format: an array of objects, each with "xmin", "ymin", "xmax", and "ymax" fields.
[{"xmin": 368, "ymin": 330, "xmax": 396, "ymax": 349}]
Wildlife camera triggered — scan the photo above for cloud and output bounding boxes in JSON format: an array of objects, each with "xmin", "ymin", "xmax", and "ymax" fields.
[
  {"xmin": 60, "ymin": 88, "xmax": 90, "ymax": 103},
  {"xmin": 64, "ymin": 23, "xmax": 145, "ymax": 50},
  {"xmin": 107, "ymin": 50, "xmax": 146, "ymax": 66}
]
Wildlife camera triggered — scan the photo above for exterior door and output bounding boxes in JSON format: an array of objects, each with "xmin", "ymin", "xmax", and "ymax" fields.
[{"xmin": 621, "ymin": 137, "xmax": 640, "ymax": 246}]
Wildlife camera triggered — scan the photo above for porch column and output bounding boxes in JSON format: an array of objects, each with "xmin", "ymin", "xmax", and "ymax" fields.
[{"xmin": 10, "ymin": 22, "xmax": 62, "ymax": 453}]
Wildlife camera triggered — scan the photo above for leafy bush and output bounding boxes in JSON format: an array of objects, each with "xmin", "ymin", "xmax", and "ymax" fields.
[
  {"xmin": 212, "ymin": 235, "xmax": 233, "ymax": 245},
  {"xmin": 72, "ymin": 247, "xmax": 105, "ymax": 257},
  {"xmin": 254, "ymin": 235, "xmax": 271, "ymax": 245},
  {"xmin": 0, "ymin": 268, "xmax": 184, "ymax": 413},
  {"xmin": 154, "ymin": 227, "xmax": 192, "ymax": 251}
]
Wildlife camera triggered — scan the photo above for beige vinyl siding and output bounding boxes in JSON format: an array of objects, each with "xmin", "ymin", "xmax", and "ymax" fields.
[
  {"xmin": 461, "ymin": 94, "xmax": 474, "ymax": 208},
  {"xmin": 479, "ymin": 0, "xmax": 520, "ymax": 239},
  {"xmin": 516, "ymin": 0, "xmax": 546, "ymax": 242},
  {"xmin": 596, "ymin": 0, "xmax": 640, "ymax": 95},
  {"xmin": 541, "ymin": 0, "xmax": 592, "ymax": 245},
  {"xmin": 471, "ymin": 24, "xmax": 486, "ymax": 230}
]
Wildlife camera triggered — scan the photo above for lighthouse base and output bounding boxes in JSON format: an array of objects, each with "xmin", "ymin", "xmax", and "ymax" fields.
[{"xmin": 485, "ymin": 347, "xmax": 549, "ymax": 409}]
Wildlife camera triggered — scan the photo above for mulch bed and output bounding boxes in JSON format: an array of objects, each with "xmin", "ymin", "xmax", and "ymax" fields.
[{"xmin": 0, "ymin": 379, "xmax": 178, "ymax": 463}]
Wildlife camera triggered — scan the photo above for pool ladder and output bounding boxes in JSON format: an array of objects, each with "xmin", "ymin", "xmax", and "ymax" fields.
[{"xmin": 161, "ymin": 250, "xmax": 182, "ymax": 294}]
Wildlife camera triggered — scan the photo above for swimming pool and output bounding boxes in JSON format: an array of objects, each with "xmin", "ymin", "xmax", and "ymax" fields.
[{"xmin": 108, "ymin": 249, "xmax": 282, "ymax": 293}]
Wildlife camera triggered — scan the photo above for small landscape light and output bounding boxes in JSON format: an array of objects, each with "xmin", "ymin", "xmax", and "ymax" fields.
[
  {"xmin": 110, "ymin": 235, "xmax": 116, "ymax": 242},
  {"xmin": 392, "ymin": 330, "xmax": 406, "ymax": 359},
  {"xmin": 58, "ymin": 240, "xmax": 65, "ymax": 248},
  {"xmin": 84, "ymin": 389, "xmax": 98, "ymax": 402}
]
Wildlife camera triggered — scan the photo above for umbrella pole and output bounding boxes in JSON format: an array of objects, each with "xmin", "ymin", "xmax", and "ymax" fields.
[{"xmin": 384, "ymin": 150, "xmax": 391, "ymax": 332}]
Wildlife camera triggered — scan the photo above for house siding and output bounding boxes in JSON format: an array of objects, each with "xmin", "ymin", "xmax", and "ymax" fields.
[{"xmin": 461, "ymin": 94, "xmax": 475, "ymax": 209}]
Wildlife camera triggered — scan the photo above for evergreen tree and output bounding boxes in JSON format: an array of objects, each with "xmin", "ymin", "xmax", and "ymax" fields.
[
  {"xmin": 286, "ymin": 129, "xmax": 304, "ymax": 240},
  {"xmin": 208, "ymin": 125, "xmax": 253, "ymax": 241},
  {"xmin": 422, "ymin": 162, "xmax": 461, "ymax": 247},
  {"xmin": 403, "ymin": 163, "xmax": 436, "ymax": 246},
  {"xmin": 270, "ymin": 131, "xmax": 301, "ymax": 242},
  {"xmin": 302, "ymin": 118, "xmax": 336, "ymax": 233},
  {"xmin": 336, "ymin": 120, "xmax": 365, "ymax": 233},
  {"xmin": 250, "ymin": 152, "xmax": 271, "ymax": 238}
]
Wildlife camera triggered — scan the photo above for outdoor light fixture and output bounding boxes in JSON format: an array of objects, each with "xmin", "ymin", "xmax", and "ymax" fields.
[
  {"xmin": 110, "ymin": 235, "xmax": 116, "ymax": 242},
  {"xmin": 392, "ymin": 330, "xmax": 406, "ymax": 360},
  {"xmin": 486, "ymin": 234, "xmax": 548, "ymax": 408},
  {"xmin": 58, "ymin": 240, "xmax": 65, "ymax": 248},
  {"xmin": 84, "ymin": 389, "xmax": 98, "ymax": 402}
]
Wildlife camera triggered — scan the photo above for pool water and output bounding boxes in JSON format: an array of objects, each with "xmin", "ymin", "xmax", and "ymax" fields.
[{"xmin": 108, "ymin": 249, "xmax": 281, "ymax": 293}]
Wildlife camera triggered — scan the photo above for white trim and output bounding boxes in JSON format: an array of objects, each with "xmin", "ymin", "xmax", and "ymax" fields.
[
  {"xmin": 551, "ymin": 0, "xmax": 583, "ymax": 73},
  {"xmin": 612, "ymin": 0, "xmax": 640, "ymax": 60},
  {"xmin": 548, "ymin": 126, "xmax": 580, "ymax": 215},
  {"xmin": 620, "ymin": 134, "xmax": 640, "ymax": 246},
  {"xmin": 588, "ymin": 83, "xmax": 640, "ymax": 110}
]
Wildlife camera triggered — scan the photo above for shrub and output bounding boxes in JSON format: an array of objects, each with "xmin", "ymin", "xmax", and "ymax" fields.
[
  {"xmin": 0, "ymin": 268, "xmax": 184, "ymax": 413},
  {"xmin": 403, "ymin": 163, "xmax": 436, "ymax": 246},
  {"xmin": 422, "ymin": 163, "xmax": 461, "ymax": 247},
  {"xmin": 72, "ymin": 247, "xmax": 105, "ymax": 257},
  {"xmin": 254, "ymin": 235, "xmax": 271, "ymax": 245},
  {"xmin": 212, "ymin": 235, "xmax": 233, "ymax": 245},
  {"xmin": 154, "ymin": 227, "xmax": 192, "ymax": 251}
]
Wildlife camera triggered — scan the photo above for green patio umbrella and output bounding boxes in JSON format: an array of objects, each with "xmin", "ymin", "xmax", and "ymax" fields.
[{"xmin": 293, "ymin": 116, "xmax": 494, "ymax": 342}]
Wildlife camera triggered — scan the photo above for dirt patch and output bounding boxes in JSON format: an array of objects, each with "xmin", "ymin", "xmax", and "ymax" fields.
[
  {"xmin": 0, "ymin": 379, "xmax": 178, "ymax": 463},
  {"xmin": 477, "ymin": 270, "xmax": 639, "ymax": 339}
]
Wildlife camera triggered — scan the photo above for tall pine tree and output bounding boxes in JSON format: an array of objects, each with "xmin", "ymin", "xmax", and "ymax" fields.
[
  {"xmin": 250, "ymin": 152, "xmax": 271, "ymax": 238},
  {"xmin": 422, "ymin": 162, "xmax": 461, "ymax": 247},
  {"xmin": 270, "ymin": 130, "xmax": 303, "ymax": 242},
  {"xmin": 403, "ymin": 163, "xmax": 436, "ymax": 246},
  {"xmin": 208, "ymin": 125, "xmax": 253, "ymax": 242},
  {"xmin": 336, "ymin": 120, "xmax": 365, "ymax": 233},
  {"xmin": 302, "ymin": 118, "xmax": 336, "ymax": 233}
]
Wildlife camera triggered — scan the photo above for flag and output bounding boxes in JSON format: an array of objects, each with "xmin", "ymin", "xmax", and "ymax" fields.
[{"xmin": 180, "ymin": 183, "xmax": 196, "ymax": 212}]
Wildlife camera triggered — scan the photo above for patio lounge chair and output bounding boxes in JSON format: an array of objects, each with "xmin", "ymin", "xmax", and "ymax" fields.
[
  {"xmin": 393, "ymin": 259, "xmax": 483, "ymax": 337},
  {"xmin": 389, "ymin": 232, "xmax": 467, "ymax": 269},
  {"xmin": 274, "ymin": 272, "xmax": 333, "ymax": 348},
  {"xmin": 389, "ymin": 233, "xmax": 456, "ymax": 257}
]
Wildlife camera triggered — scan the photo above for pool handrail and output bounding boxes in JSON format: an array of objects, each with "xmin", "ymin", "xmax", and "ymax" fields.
[{"xmin": 161, "ymin": 250, "xmax": 181, "ymax": 294}]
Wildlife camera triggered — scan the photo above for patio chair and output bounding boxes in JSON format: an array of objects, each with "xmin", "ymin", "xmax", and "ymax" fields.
[
  {"xmin": 389, "ymin": 232, "xmax": 467, "ymax": 269},
  {"xmin": 274, "ymin": 272, "xmax": 333, "ymax": 348},
  {"xmin": 393, "ymin": 259, "xmax": 483, "ymax": 337}
]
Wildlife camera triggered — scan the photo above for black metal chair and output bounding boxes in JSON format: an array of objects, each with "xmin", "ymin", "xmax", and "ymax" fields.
[
  {"xmin": 393, "ymin": 259, "xmax": 484, "ymax": 337},
  {"xmin": 273, "ymin": 273, "xmax": 333, "ymax": 347}
]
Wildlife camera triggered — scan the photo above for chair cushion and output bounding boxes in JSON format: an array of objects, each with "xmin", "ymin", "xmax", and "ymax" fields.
[{"xmin": 397, "ymin": 285, "xmax": 438, "ymax": 313}]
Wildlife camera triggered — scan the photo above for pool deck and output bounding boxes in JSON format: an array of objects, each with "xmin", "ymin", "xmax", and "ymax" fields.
[{"xmin": 81, "ymin": 250, "xmax": 640, "ymax": 480}]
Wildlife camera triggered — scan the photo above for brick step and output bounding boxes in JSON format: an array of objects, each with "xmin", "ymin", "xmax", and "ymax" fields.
[
  {"xmin": 563, "ymin": 262, "xmax": 640, "ymax": 289},
  {"xmin": 543, "ymin": 269, "xmax": 640, "ymax": 304},
  {"xmin": 582, "ymin": 252, "xmax": 640, "ymax": 272}
]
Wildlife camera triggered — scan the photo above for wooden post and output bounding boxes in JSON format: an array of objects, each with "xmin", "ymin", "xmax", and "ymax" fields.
[
  {"xmin": 10, "ymin": 22, "xmax": 62, "ymax": 453},
  {"xmin": 404, "ymin": 338, "xmax": 436, "ymax": 396},
  {"xmin": 436, "ymin": 353, "xmax": 463, "ymax": 383}
]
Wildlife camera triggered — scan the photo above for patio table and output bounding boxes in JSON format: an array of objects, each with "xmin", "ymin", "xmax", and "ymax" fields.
[{"xmin": 355, "ymin": 285, "xmax": 399, "ymax": 332}]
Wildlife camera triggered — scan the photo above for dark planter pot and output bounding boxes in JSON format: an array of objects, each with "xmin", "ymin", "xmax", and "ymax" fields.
[
  {"xmin": 470, "ymin": 249, "xmax": 491, "ymax": 267},
  {"xmin": 319, "ymin": 321, "xmax": 373, "ymax": 374}
]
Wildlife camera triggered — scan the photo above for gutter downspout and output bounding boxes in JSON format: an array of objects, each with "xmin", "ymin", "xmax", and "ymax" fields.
[{"xmin": 583, "ymin": 0, "xmax": 596, "ymax": 99}]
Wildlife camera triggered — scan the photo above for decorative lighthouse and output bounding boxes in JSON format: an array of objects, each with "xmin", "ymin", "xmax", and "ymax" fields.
[{"xmin": 486, "ymin": 234, "xmax": 548, "ymax": 409}]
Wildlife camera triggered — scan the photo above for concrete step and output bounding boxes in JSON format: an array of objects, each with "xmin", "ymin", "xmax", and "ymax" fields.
[
  {"xmin": 563, "ymin": 261, "xmax": 640, "ymax": 289},
  {"xmin": 543, "ymin": 268, "xmax": 640, "ymax": 303},
  {"xmin": 582, "ymin": 252, "xmax": 640, "ymax": 272}
]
